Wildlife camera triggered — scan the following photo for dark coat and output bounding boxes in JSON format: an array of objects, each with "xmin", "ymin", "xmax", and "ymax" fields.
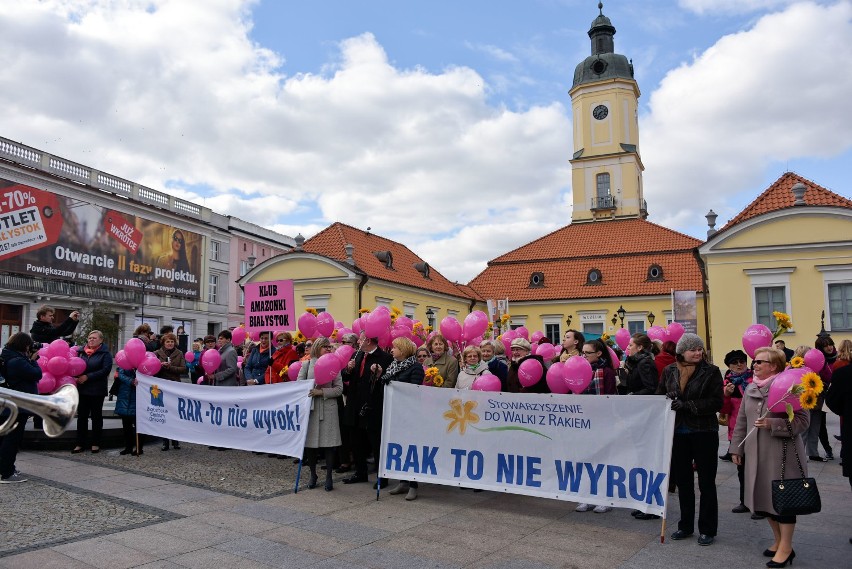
[
  {"xmin": 243, "ymin": 345, "xmax": 272, "ymax": 383},
  {"xmin": 825, "ymin": 363, "xmax": 852, "ymax": 478},
  {"xmin": 506, "ymin": 354, "xmax": 548, "ymax": 393},
  {"xmin": 385, "ymin": 360, "xmax": 425, "ymax": 385},
  {"xmin": 114, "ymin": 368, "xmax": 136, "ymax": 417},
  {"xmin": 624, "ymin": 351, "xmax": 657, "ymax": 395},
  {"xmin": 154, "ymin": 347, "xmax": 186, "ymax": 382},
  {"xmin": 657, "ymin": 360, "xmax": 724, "ymax": 431},
  {"xmin": 1, "ymin": 347, "xmax": 42, "ymax": 396},
  {"xmin": 486, "ymin": 358, "xmax": 508, "ymax": 384},
  {"xmin": 343, "ymin": 347, "xmax": 394, "ymax": 429},
  {"xmin": 75, "ymin": 343, "xmax": 113, "ymax": 398},
  {"xmin": 30, "ymin": 317, "xmax": 79, "ymax": 343}
]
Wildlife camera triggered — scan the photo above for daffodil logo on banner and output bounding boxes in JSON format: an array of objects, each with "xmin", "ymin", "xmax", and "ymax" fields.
[{"xmin": 381, "ymin": 383, "xmax": 675, "ymax": 515}]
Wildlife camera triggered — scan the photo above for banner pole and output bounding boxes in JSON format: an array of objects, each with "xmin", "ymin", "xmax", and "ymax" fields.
[
  {"xmin": 135, "ymin": 432, "xmax": 140, "ymax": 458},
  {"xmin": 294, "ymin": 457, "xmax": 302, "ymax": 493}
]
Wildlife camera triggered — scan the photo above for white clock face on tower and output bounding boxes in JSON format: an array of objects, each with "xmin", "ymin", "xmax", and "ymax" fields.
[{"xmin": 593, "ymin": 104, "xmax": 608, "ymax": 120}]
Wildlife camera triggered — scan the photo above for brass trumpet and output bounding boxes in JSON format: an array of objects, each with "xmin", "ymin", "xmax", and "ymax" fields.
[{"xmin": 0, "ymin": 384, "xmax": 79, "ymax": 437}]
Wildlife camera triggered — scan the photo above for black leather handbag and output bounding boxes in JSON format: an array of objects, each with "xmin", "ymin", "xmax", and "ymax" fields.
[{"xmin": 771, "ymin": 421, "xmax": 821, "ymax": 516}]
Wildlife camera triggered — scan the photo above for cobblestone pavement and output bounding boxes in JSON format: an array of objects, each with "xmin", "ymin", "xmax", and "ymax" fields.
[{"xmin": 0, "ymin": 415, "xmax": 849, "ymax": 568}]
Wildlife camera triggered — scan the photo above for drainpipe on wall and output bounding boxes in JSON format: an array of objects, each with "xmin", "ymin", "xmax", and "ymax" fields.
[
  {"xmin": 692, "ymin": 247, "xmax": 713, "ymax": 359},
  {"xmin": 357, "ymin": 273, "xmax": 368, "ymax": 312}
]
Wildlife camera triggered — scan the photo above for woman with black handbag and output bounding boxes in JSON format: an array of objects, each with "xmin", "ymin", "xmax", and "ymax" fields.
[{"xmin": 730, "ymin": 346, "xmax": 810, "ymax": 568}]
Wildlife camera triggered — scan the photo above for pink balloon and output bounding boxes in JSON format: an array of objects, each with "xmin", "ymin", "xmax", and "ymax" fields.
[
  {"xmin": 563, "ymin": 355, "xmax": 593, "ymax": 393},
  {"xmin": 517, "ymin": 359, "xmax": 543, "ymax": 387},
  {"xmin": 201, "ymin": 349, "xmax": 222, "ymax": 374},
  {"xmin": 47, "ymin": 356, "xmax": 69, "ymax": 377},
  {"xmin": 185, "ymin": 351, "xmax": 195, "ymax": 363},
  {"xmin": 37, "ymin": 356, "xmax": 49, "ymax": 370},
  {"xmin": 314, "ymin": 353, "xmax": 342, "ymax": 385},
  {"xmin": 337, "ymin": 327, "xmax": 353, "ymax": 339},
  {"xmin": 38, "ymin": 347, "xmax": 49, "ymax": 358},
  {"xmin": 366, "ymin": 310, "xmax": 390, "ymax": 339},
  {"xmin": 68, "ymin": 349, "xmax": 78, "ymax": 359},
  {"xmin": 501, "ymin": 336, "xmax": 512, "ymax": 355},
  {"xmin": 607, "ymin": 346, "xmax": 621, "ymax": 370},
  {"xmin": 472, "ymin": 374, "xmax": 502, "ymax": 392},
  {"xmin": 124, "ymin": 338, "xmax": 147, "ymax": 368},
  {"xmin": 57, "ymin": 375, "xmax": 76, "ymax": 388},
  {"xmin": 462, "ymin": 311, "xmax": 488, "ymax": 341},
  {"xmin": 47, "ymin": 339, "xmax": 69, "ymax": 359},
  {"xmin": 742, "ymin": 324, "xmax": 773, "ymax": 359},
  {"xmin": 352, "ymin": 316, "xmax": 363, "ymax": 336},
  {"xmin": 335, "ymin": 345, "xmax": 355, "ymax": 367},
  {"xmin": 515, "ymin": 326, "xmax": 530, "ymax": 340},
  {"xmin": 803, "ymin": 349, "xmax": 825, "ymax": 372},
  {"xmin": 231, "ymin": 327, "xmax": 247, "ymax": 346},
  {"xmin": 530, "ymin": 331, "xmax": 545, "ymax": 344},
  {"xmin": 316, "ymin": 312, "xmax": 335, "ymax": 337},
  {"xmin": 391, "ymin": 323, "xmax": 409, "ymax": 340},
  {"xmin": 114, "ymin": 349, "xmax": 133, "ymax": 371},
  {"xmin": 615, "ymin": 328, "xmax": 631, "ymax": 351},
  {"xmin": 298, "ymin": 312, "xmax": 318, "ymax": 338},
  {"xmin": 334, "ymin": 321, "xmax": 345, "ymax": 329},
  {"xmin": 530, "ymin": 343, "xmax": 538, "ymax": 355},
  {"xmin": 68, "ymin": 357, "xmax": 87, "ymax": 377},
  {"xmin": 38, "ymin": 375, "xmax": 57, "ymax": 394},
  {"xmin": 546, "ymin": 362, "xmax": 570, "ymax": 394},
  {"xmin": 468, "ymin": 335, "xmax": 484, "ymax": 347},
  {"xmin": 537, "ymin": 343, "xmax": 556, "ymax": 362},
  {"xmin": 287, "ymin": 360, "xmax": 302, "ymax": 381},
  {"xmin": 196, "ymin": 377, "xmax": 204, "ymax": 384},
  {"xmin": 248, "ymin": 330, "xmax": 260, "ymax": 342},
  {"xmin": 378, "ymin": 327, "xmax": 392, "ymax": 349},
  {"xmin": 139, "ymin": 353, "xmax": 162, "ymax": 376},
  {"xmin": 767, "ymin": 368, "xmax": 805, "ymax": 412},
  {"xmin": 647, "ymin": 326, "xmax": 666, "ymax": 342},
  {"xmin": 667, "ymin": 322, "xmax": 685, "ymax": 343},
  {"xmin": 395, "ymin": 316, "xmax": 413, "ymax": 329},
  {"xmin": 440, "ymin": 317, "xmax": 462, "ymax": 343},
  {"xmin": 237, "ymin": 356, "xmax": 244, "ymax": 367}
]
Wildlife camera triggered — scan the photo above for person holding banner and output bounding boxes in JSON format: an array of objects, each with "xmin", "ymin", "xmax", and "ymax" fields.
[
  {"xmin": 114, "ymin": 367, "xmax": 140, "ymax": 456},
  {"xmin": 243, "ymin": 331, "xmax": 272, "ymax": 385},
  {"xmin": 659, "ymin": 333, "xmax": 723, "ymax": 547},
  {"xmin": 456, "ymin": 345, "xmax": 491, "ymax": 390},
  {"xmin": 342, "ymin": 332, "xmax": 393, "ymax": 486},
  {"xmin": 297, "ymin": 338, "xmax": 343, "ymax": 491},
  {"xmin": 270, "ymin": 332, "xmax": 299, "ymax": 383},
  {"xmin": 429, "ymin": 334, "xmax": 459, "ymax": 389},
  {"xmin": 623, "ymin": 333, "xmax": 658, "ymax": 396},
  {"xmin": 72, "ymin": 331, "xmax": 113, "ymax": 454},
  {"xmin": 730, "ymin": 347, "xmax": 809, "ymax": 567},
  {"xmin": 205, "ymin": 330, "xmax": 238, "ymax": 387},
  {"xmin": 155, "ymin": 333, "xmax": 186, "ymax": 451},
  {"xmin": 373, "ymin": 337, "xmax": 425, "ymax": 499},
  {"xmin": 480, "ymin": 340, "xmax": 508, "ymax": 384},
  {"xmin": 506, "ymin": 338, "xmax": 547, "ymax": 393}
]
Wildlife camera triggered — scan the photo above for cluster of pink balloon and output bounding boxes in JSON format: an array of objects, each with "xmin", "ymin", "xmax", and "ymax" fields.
[
  {"xmin": 297, "ymin": 307, "xmax": 438, "ymax": 351},
  {"xmin": 612, "ymin": 322, "xmax": 686, "ymax": 351},
  {"xmin": 114, "ymin": 338, "xmax": 163, "ymax": 376},
  {"xmin": 36, "ymin": 339, "xmax": 87, "ymax": 394}
]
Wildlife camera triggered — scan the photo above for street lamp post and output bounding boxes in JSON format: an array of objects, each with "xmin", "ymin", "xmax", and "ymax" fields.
[
  {"xmin": 617, "ymin": 305, "xmax": 626, "ymax": 329},
  {"xmin": 135, "ymin": 274, "xmax": 153, "ymax": 323},
  {"xmin": 611, "ymin": 314, "xmax": 618, "ymax": 327},
  {"xmin": 565, "ymin": 314, "xmax": 573, "ymax": 328},
  {"xmin": 425, "ymin": 308, "xmax": 435, "ymax": 331},
  {"xmin": 647, "ymin": 312, "xmax": 656, "ymax": 327}
]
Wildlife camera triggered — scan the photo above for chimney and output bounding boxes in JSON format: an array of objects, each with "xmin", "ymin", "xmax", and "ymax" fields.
[
  {"xmin": 344, "ymin": 243, "xmax": 355, "ymax": 265},
  {"xmin": 791, "ymin": 182, "xmax": 807, "ymax": 206}
]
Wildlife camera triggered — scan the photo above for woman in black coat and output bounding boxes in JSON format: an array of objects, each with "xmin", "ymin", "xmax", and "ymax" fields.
[
  {"xmin": 374, "ymin": 337, "xmax": 424, "ymax": 500},
  {"xmin": 0, "ymin": 333, "xmax": 42, "ymax": 482},
  {"xmin": 624, "ymin": 333, "xmax": 658, "ymax": 395},
  {"xmin": 657, "ymin": 333, "xmax": 723, "ymax": 546},
  {"xmin": 825, "ymin": 362, "xmax": 852, "ymax": 545},
  {"xmin": 72, "ymin": 330, "xmax": 114, "ymax": 453}
]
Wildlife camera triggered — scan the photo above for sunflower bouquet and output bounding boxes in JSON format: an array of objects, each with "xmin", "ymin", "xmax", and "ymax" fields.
[
  {"xmin": 424, "ymin": 366, "xmax": 444, "ymax": 387},
  {"xmin": 771, "ymin": 311, "xmax": 792, "ymax": 340}
]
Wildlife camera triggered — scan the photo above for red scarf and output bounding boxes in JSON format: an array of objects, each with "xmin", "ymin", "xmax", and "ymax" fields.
[{"xmin": 84, "ymin": 345, "xmax": 97, "ymax": 356}]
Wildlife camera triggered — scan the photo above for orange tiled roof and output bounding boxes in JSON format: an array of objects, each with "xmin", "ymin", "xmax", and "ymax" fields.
[
  {"xmin": 719, "ymin": 172, "xmax": 852, "ymax": 234},
  {"xmin": 490, "ymin": 218, "xmax": 701, "ymax": 263},
  {"xmin": 302, "ymin": 222, "xmax": 474, "ymax": 300},
  {"xmin": 468, "ymin": 219, "xmax": 703, "ymax": 301}
]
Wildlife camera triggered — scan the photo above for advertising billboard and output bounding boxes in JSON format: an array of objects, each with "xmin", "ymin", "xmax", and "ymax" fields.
[{"xmin": 0, "ymin": 178, "xmax": 203, "ymax": 299}]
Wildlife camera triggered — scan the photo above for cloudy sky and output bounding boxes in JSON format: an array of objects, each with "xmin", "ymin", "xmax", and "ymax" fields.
[{"xmin": 1, "ymin": 0, "xmax": 850, "ymax": 282}]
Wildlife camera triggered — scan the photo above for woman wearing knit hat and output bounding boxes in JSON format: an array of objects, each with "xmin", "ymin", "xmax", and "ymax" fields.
[{"xmin": 657, "ymin": 333, "xmax": 723, "ymax": 546}]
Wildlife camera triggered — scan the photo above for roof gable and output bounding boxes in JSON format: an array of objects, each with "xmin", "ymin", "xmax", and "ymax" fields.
[
  {"xmin": 719, "ymin": 172, "xmax": 852, "ymax": 234},
  {"xmin": 303, "ymin": 222, "xmax": 473, "ymax": 300}
]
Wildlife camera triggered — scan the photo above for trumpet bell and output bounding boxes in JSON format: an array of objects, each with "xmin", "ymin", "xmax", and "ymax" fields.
[{"xmin": 0, "ymin": 384, "xmax": 79, "ymax": 438}]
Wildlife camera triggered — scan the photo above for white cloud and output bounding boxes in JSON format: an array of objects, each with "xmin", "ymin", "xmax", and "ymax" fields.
[
  {"xmin": 679, "ymin": 0, "xmax": 795, "ymax": 15},
  {"xmin": 642, "ymin": 1, "xmax": 852, "ymax": 228},
  {"xmin": 465, "ymin": 41, "xmax": 519, "ymax": 63}
]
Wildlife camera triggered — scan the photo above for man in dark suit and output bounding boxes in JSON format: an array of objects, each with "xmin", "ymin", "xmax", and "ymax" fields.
[
  {"xmin": 774, "ymin": 340, "xmax": 794, "ymax": 362},
  {"xmin": 342, "ymin": 332, "xmax": 393, "ymax": 487}
]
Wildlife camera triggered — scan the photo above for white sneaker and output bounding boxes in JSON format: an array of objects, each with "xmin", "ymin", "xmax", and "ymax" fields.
[
  {"xmin": 389, "ymin": 483, "xmax": 409, "ymax": 495},
  {"xmin": 405, "ymin": 487, "xmax": 418, "ymax": 501},
  {"xmin": 0, "ymin": 473, "xmax": 27, "ymax": 483},
  {"xmin": 593, "ymin": 505, "xmax": 612, "ymax": 513},
  {"xmin": 575, "ymin": 503, "xmax": 591, "ymax": 512}
]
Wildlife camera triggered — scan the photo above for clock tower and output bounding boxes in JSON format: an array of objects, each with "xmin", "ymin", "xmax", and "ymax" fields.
[{"xmin": 569, "ymin": 3, "xmax": 646, "ymax": 223}]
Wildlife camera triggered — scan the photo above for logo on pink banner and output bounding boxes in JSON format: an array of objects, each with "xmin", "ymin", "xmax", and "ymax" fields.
[{"xmin": 244, "ymin": 280, "xmax": 295, "ymax": 333}]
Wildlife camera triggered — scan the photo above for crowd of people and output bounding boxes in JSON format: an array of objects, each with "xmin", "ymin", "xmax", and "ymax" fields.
[{"xmin": 1, "ymin": 306, "xmax": 850, "ymax": 564}]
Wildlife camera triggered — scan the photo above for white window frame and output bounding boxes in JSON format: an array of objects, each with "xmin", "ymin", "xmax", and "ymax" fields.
[
  {"xmin": 817, "ymin": 264, "xmax": 852, "ymax": 332},
  {"xmin": 542, "ymin": 315, "xmax": 562, "ymax": 345},
  {"xmin": 374, "ymin": 297, "xmax": 392, "ymax": 308},
  {"xmin": 239, "ymin": 288, "xmax": 245, "ymax": 307},
  {"xmin": 303, "ymin": 294, "xmax": 330, "ymax": 313},
  {"xmin": 210, "ymin": 240, "xmax": 221, "ymax": 261},
  {"xmin": 745, "ymin": 268, "xmax": 794, "ymax": 330},
  {"xmin": 403, "ymin": 302, "xmax": 417, "ymax": 320},
  {"xmin": 208, "ymin": 274, "xmax": 219, "ymax": 304},
  {"xmin": 578, "ymin": 311, "xmax": 605, "ymax": 335}
]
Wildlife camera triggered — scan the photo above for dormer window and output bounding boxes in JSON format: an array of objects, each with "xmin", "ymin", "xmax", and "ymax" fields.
[
  {"xmin": 373, "ymin": 250, "xmax": 393, "ymax": 269},
  {"xmin": 647, "ymin": 264, "xmax": 664, "ymax": 281},
  {"xmin": 414, "ymin": 262, "xmax": 430, "ymax": 279},
  {"xmin": 529, "ymin": 272, "xmax": 544, "ymax": 288},
  {"xmin": 586, "ymin": 269, "xmax": 602, "ymax": 285}
]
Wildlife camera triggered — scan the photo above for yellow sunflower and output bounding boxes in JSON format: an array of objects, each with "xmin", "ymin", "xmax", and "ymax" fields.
[
  {"xmin": 432, "ymin": 375, "xmax": 444, "ymax": 387},
  {"xmin": 790, "ymin": 356, "xmax": 804, "ymax": 369},
  {"xmin": 799, "ymin": 390, "xmax": 818, "ymax": 410},
  {"xmin": 306, "ymin": 307, "xmax": 318, "ymax": 316},
  {"xmin": 800, "ymin": 372, "xmax": 823, "ymax": 394},
  {"xmin": 772, "ymin": 311, "xmax": 792, "ymax": 329}
]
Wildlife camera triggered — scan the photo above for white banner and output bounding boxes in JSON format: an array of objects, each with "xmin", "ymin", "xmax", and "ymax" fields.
[
  {"xmin": 135, "ymin": 374, "xmax": 313, "ymax": 457},
  {"xmin": 380, "ymin": 384, "xmax": 675, "ymax": 515}
]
